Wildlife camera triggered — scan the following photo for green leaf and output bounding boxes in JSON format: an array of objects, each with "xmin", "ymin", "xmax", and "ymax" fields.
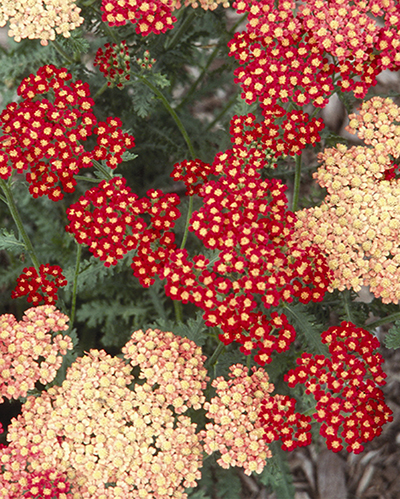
[
  {"xmin": 384, "ymin": 320, "xmax": 400, "ymax": 349},
  {"xmin": 64, "ymin": 256, "xmax": 114, "ymax": 293},
  {"xmin": 283, "ymin": 303, "xmax": 329, "ymax": 357},
  {"xmin": 145, "ymin": 311, "xmax": 207, "ymax": 346},
  {"xmin": 186, "ymin": 489, "xmax": 210, "ymax": 499},
  {"xmin": 121, "ymin": 150, "xmax": 138, "ymax": 162},
  {"xmin": 0, "ymin": 228, "xmax": 25, "ymax": 252},
  {"xmin": 172, "ymin": 312, "xmax": 207, "ymax": 346},
  {"xmin": 260, "ymin": 442, "xmax": 295, "ymax": 499},
  {"xmin": 148, "ymin": 72, "xmax": 170, "ymax": 89},
  {"xmin": 214, "ymin": 466, "xmax": 241, "ymax": 499},
  {"xmin": 57, "ymin": 30, "xmax": 90, "ymax": 55}
]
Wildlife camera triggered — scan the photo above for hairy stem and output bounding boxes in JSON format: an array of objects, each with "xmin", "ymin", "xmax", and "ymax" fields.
[
  {"xmin": 137, "ymin": 74, "xmax": 196, "ymax": 160},
  {"xmin": 0, "ymin": 178, "xmax": 40, "ymax": 271},
  {"xmin": 52, "ymin": 40, "xmax": 75, "ymax": 64},
  {"xmin": 291, "ymin": 154, "xmax": 302, "ymax": 212},
  {"xmin": 68, "ymin": 242, "xmax": 82, "ymax": 332},
  {"xmin": 366, "ymin": 312, "xmax": 400, "ymax": 331},
  {"xmin": 92, "ymin": 82, "xmax": 109, "ymax": 101}
]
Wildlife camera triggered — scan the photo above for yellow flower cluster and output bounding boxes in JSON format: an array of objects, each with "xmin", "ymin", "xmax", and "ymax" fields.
[
  {"xmin": 0, "ymin": 0, "xmax": 83, "ymax": 45},
  {"xmin": 294, "ymin": 97, "xmax": 400, "ymax": 303}
]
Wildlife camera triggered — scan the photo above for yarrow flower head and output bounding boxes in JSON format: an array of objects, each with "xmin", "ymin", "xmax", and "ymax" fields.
[
  {"xmin": 94, "ymin": 41, "xmax": 131, "ymax": 89},
  {"xmin": 11, "ymin": 264, "xmax": 67, "ymax": 305},
  {"xmin": 230, "ymin": 0, "xmax": 400, "ymax": 113},
  {"xmin": 0, "ymin": 65, "xmax": 135, "ymax": 200},
  {"xmin": 260, "ymin": 394, "xmax": 312, "ymax": 451},
  {"xmin": 284, "ymin": 322, "xmax": 393, "ymax": 453},
  {"xmin": 294, "ymin": 97, "xmax": 400, "ymax": 303},
  {"xmin": 201, "ymin": 364, "xmax": 273, "ymax": 475},
  {"xmin": 100, "ymin": 0, "xmax": 229, "ymax": 36},
  {"xmin": 0, "ymin": 333, "xmax": 204, "ymax": 498},
  {"xmin": 66, "ymin": 176, "xmax": 180, "ymax": 281},
  {"xmin": 0, "ymin": 0, "xmax": 83, "ymax": 45},
  {"xmin": 0, "ymin": 305, "xmax": 71, "ymax": 403},
  {"xmin": 167, "ymin": 114, "xmax": 331, "ymax": 364},
  {"xmin": 122, "ymin": 328, "xmax": 208, "ymax": 414}
]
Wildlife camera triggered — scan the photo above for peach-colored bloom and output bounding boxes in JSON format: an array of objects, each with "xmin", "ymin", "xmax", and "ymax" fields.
[
  {"xmin": 294, "ymin": 97, "xmax": 400, "ymax": 303},
  {"xmin": 0, "ymin": 0, "xmax": 83, "ymax": 45},
  {"xmin": 0, "ymin": 305, "xmax": 72, "ymax": 402},
  {"xmin": 201, "ymin": 364, "xmax": 273, "ymax": 475}
]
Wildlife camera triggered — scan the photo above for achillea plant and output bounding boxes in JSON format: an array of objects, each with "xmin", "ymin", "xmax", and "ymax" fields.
[
  {"xmin": 0, "ymin": 0, "xmax": 83, "ymax": 45},
  {"xmin": 0, "ymin": 342, "xmax": 204, "ymax": 498},
  {"xmin": 12, "ymin": 264, "xmax": 67, "ymax": 305},
  {"xmin": 0, "ymin": 306, "xmax": 72, "ymax": 402},
  {"xmin": 100, "ymin": 0, "xmax": 230, "ymax": 36},
  {"xmin": 0, "ymin": 0, "xmax": 399, "ymax": 496},
  {"xmin": 284, "ymin": 322, "xmax": 393, "ymax": 453},
  {"xmin": 201, "ymin": 364, "xmax": 273, "ymax": 475},
  {"xmin": 94, "ymin": 41, "xmax": 131, "ymax": 89},
  {"xmin": 164, "ymin": 113, "xmax": 331, "ymax": 364},
  {"xmin": 294, "ymin": 97, "xmax": 400, "ymax": 303},
  {"xmin": 0, "ymin": 65, "xmax": 134, "ymax": 201}
]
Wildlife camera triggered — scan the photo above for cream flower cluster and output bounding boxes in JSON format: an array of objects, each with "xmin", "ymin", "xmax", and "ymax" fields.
[
  {"xmin": 0, "ymin": 0, "xmax": 83, "ymax": 45},
  {"xmin": 0, "ymin": 326, "xmax": 280, "ymax": 496},
  {"xmin": 0, "ymin": 305, "xmax": 72, "ymax": 402},
  {"xmin": 122, "ymin": 328, "xmax": 208, "ymax": 414},
  {"xmin": 201, "ymin": 364, "xmax": 273, "ymax": 475},
  {"xmin": 294, "ymin": 97, "xmax": 400, "ymax": 303},
  {"xmin": 1, "ymin": 347, "xmax": 203, "ymax": 498}
]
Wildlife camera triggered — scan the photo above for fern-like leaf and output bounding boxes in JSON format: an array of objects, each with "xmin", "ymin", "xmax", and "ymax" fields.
[
  {"xmin": 384, "ymin": 321, "xmax": 400, "ymax": 349},
  {"xmin": 0, "ymin": 228, "xmax": 25, "ymax": 252}
]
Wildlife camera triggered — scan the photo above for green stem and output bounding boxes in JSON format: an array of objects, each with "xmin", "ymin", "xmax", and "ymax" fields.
[
  {"xmin": 74, "ymin": 175, "xmax": 104, "ymax": 183},
  {"xmin": 69, "ymin": 242, "xmax": 82, "ymax": 331},
  {"xmin": 137, "ymin": 75, "xmax": 196, "ymax": 160},
  {"xmin": 92, "ymin": 82, "xmax": 109, "ymax": 101},
  {"xmin": 173, "ymin": 300, "xmax": 183, "ymax": 323},
  {"xmin": 164, "ymin": 11, "xmax": 197, "ymax": 51},
  {"xmin": 137, "ymin": 75, "xmax": 197, "ymax": 250},
  {"xmin": 178, "ymin": 13, "xmax": 248, "ymax": 110},
  {"xmin": 341, "ymin": 289, "xmax": 356, "ymax": 324},
  {"xmin": 366, "ymin": 312, "xmax": 400, "ymax": 331},
  {"xmin": 0, "ymin": 179, "xmax": 40, "ymax": 271},
  {"xmin": 52, "ymin": 40, "xmax": 75, "ymax": 64},
  {"xmin": 204, "ymin": 89, "xmax": 240, "ymax": 132},
  {"xmin": 180, "ymin": 195, "xmax": 193, "ymax": 250},
  {"xmin": 92, "ymin": 159, "xmax": 114, "ymax": 180},
  {"xmin": 291, "ymin": 154, "xmax": 302, "ymax": 212},
  {"xmin": 205, "ymin": 340, "xmax": 225, "ymax": 369},
  {"xmin": 177, "ymin": 43, "xmax": 220, "ymax": 109}
]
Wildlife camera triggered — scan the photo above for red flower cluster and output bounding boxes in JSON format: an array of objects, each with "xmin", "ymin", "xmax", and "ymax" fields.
[
  {"xmin": 231, "ymin": 0, "xmax": 400, "ymax": 107},
  {"xmin": 171, "ymin": 158, "xmax": 213, "ymax": 195},
  {"xmin": 92, "ymin": 117, "xmax": 135, "ymax": 168},
  {"xmin": 20, "ymin": 468, "xmax": 72, "ymax": 499},
  {"xmin": 0, "ymin": 65, "xmax": 135, "ymax": 200},
  {"xmin": 94, "ymin": 41, "xmax": 131, "ymax": 88},
  {"xmin": 229, "ymin": 112, "xmax": 324, "ymax": 158},
  {"xmin": 285, "ymin": 322, "xmax": 393, "ymax": 453},
  {"xmin": 166, "ymin": 114, "xmax": 331, "ymax": 363},
  {"xmin": 228, "ymin": 0, "xmax": 400, "ymax": 154},
  {"xmin": 66, "ymin": 177, "xmax": 180, "ymax": 284},
  {"xmin": 260, "ymin": 394, "xmax": 312, "ymax": 451},
  {"xmin": 11, "ymin": 264, "xmax": 67, "ymax": 305},
  {"xmin": 101, "ymin": 0, "xmax": 176, "ymax": 36}
]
